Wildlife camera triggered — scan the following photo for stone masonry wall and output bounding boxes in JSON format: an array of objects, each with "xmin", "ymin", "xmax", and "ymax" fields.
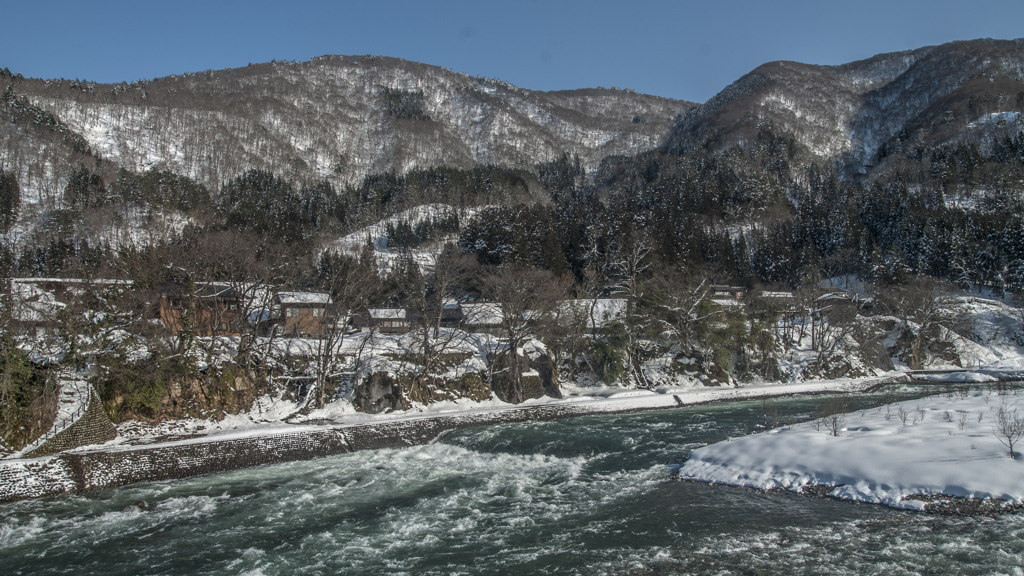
[
  {"xmin": 70, "ymin": 429, "xmax": 355, "ymax": 490},
  {"xmin": 27, "ymin": 390, "xmax": 117, "ymax": 458},
  {"xmin": 0, "ymin": 398, "xmax": 687, "ymax": 503}
]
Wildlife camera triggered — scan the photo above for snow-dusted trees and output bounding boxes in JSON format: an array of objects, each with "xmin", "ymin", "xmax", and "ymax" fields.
[
  {"xmin": 458, "ymin": 204, "xmax": 568, "ymax": 273},
  {"xmin": 648, "ymin": 269, "xmax": 719, "ymax": 358},
  {"xmin": 610, "ymin": 236, "xmax": 655, "ymax": 388},
  {"xmin": 0, "ymin": 285, "xmax": 49, "ymax": 450},
  {"xmin": 0, "ymin": 168, "xmax": 19, "ymax": 233},
  {"xmin": 877, "ymin": 279, "xmax": 963, "ymax": 370},
  {"xmin": 63, "ymin": 165, "xmax": 108, "ymax": 209},
  {"xmin": 302, "ymin": 252, "xmax": 380, "ymax": 409},
  {"xmin": 405, "ymin": 243, "xmax": 477, "ymax": 381},
  {"xmin": 380, "ymin": 87, "xmax": 431, "ymax": 121},
  {"xmin": 482, "ymin": 265, "xmax": 562, "ymax": 403}
]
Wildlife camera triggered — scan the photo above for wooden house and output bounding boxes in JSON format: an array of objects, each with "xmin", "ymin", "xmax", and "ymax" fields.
[
  {"xmin": 710, "ymin": 285, "xmax": 746, "ymax": 301},
  {"xmin": 362, "ymin": 308, "xmax": 413, "ymax": 334},
  {"xmin": 276, "ymin": 291, "xmax": 332, "ymax": 336},
  {"xmin": 158, "ymin": 282, "xmax": 243, "ymax": 337},
  {"xmin": 460, "ymin": 302, "xmax": 505, "ymax": 336}
]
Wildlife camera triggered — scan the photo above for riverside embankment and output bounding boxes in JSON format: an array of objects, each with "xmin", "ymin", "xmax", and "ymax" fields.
[{"xmin": 0, "ymin": 376, "xmax": 905, "ymax": 502}]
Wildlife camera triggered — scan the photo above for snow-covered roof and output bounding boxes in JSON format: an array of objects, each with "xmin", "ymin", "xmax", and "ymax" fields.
[
  {"xmin": 9, "ymin": 282, "xmax": 65, "ymax": 322},
  {"xmin": 10, "ymin": 277, "xmax": 132, "ymax": 286},
  {"xmin": 557, "ymin": 298, "xmax": 626, "ymax": 329},
  {"xmin": 278, "ymin": 291, "xmax": 331, "ymax": 306},
  {"xmin": 461, "ymin": 303, "xmax": 503, "ymax": 325},
  {"xmin": 369, "ymin": 308, "xmax": 407, "ymax": 319},
  {"xmin": 816, "ymin": 292, "xmax": 853, "ymax": 303},
  {"xmin": 711, "ymin": 299, "xmax": 742, "ymax": 307},
  {"xmin": 760, "ymin": 291, "xmax": 794, "ymax": 299}
]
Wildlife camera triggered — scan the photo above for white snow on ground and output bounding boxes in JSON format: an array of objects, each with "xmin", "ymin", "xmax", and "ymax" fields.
[
  {"xmin": 322, "ymin": 203, "xmax": 483, "ymax": 274},
  {"xmin": 680, "ymin": 389, "xmax": 1024, "ymax": 510},
  {"xmin": 90, "ymin": 375, "xmax": 888, "ymax": 454},
  {"xmin": 6, "ymin": 377, "xmax": 92, "ymax": 459},
  {"xmin": 915, "ymin": 372, "xmax": 999, "ymax": 382}
]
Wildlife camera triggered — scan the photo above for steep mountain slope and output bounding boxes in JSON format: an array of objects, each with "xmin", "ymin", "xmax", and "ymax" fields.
[
  {"xmin": 0, "ymin": 56, "xmax": 693, "ymax": 204},
  {"xmin": 667, "ymin": 38, "xmax": 1024, "ymax": 175}
]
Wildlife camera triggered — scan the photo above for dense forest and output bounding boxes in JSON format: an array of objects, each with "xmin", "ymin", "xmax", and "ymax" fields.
[
  {"xmin": 7, "ymin": 117, "xmax": 1021, "ymax": 298},
  {"xmin": 2, "ymin": 39, "xmax": 1024, "ymax": 447}
]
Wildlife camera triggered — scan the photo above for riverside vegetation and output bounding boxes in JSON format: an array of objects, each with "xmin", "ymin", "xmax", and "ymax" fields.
[{"xmin": 2, "ymin": 39, "xmax": 1024, "ymax": 451}]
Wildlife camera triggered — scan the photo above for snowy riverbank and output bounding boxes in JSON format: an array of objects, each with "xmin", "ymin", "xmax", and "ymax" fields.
[
  {"xmin": 107, "ymin": 375, "xmax": 902, "ymax": 450},
  {"xmin": 0, "ymin": 375, "xmax": 908, "ymax": 501},
  {"xmin": 679, "ymin": 388, "xmax": 1024, "ymax": 511}
]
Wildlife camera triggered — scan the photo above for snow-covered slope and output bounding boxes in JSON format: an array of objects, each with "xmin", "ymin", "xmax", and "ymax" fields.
[
  {"xmin": 324, "ymin": 203, "xmax": 480, "ymax": 273},
  {"xmin": 668, "ymin": 38, "xmax": 1024, "ymax": 173},
  {"xmin": 0, "ymin": 56, "xmax": 693, "ymax": 203}
]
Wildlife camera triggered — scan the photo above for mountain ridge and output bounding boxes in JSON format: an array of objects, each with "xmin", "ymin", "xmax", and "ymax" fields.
[
  {"xmin": 0, "ymin": 54, "xmax": 694, "ymax": 205},
  {"xmin": 667, "ymin": 38, "xmax": 1024, "ymax": 175}
]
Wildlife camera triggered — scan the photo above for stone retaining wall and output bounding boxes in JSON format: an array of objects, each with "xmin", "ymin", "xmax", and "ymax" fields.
[
  {"xmin": 70, "ymin": 429, "xmax": 355, "ymax": 491},
  {"xmin": 0, "ymin": 379, "xmax": 888, "ymax": 503},
  {"xmin": 27, "ymin": 390, "xmax": 117, "ymax": 458},
  {"xmin": 0, "ymin": 402, "xmax": 597, "ymax": 502}
]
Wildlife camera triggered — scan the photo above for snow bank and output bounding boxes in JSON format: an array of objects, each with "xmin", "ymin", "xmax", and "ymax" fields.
[
  {"xmin": 914, "ymin": 372, "xmax": 998, "ymax": 383},
  {"xmin": 101, "ymin": 376, "xmax": 885, "ymax": 450},
  {"xmin": 680, "ymin": 390, "xmax": 1024, "ymax": 510}
]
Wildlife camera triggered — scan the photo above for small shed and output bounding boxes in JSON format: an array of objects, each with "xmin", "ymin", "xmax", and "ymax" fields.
[
  {"xmin": 461, "ymin": 302, "xmax": 505, "ymax": 336},
  {"xmin": 276, "ymin": 291, "xmax": 332, "ymax": 336},
  {"xmin": 365, "ymin": 308, "xmax": 412, "ymax": 334}
]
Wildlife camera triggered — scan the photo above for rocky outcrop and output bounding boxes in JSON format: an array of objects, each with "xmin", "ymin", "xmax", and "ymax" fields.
[
  {"xmin": 157, "ymin": 370, "xmax": 266, "ymax": 420},
  {"xmin": 352, "ymin": 371, "xmax": 493, "ymax": 414},
  {"xmin": 353, "ymin": 372, "xmax": 407, "ymax": 414},
  {"xmin": 489, "ymin": 352, "xmax": 560, "ymax": 403}
]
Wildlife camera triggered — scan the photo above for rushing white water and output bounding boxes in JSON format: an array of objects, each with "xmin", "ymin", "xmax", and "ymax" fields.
[{"xmin": 2, "ymin": 386, "xmax": 1023, "ymax": 575}]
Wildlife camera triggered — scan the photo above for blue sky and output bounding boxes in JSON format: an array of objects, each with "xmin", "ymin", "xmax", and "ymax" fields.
[{"xmin": 2, "ymin": 0, "xmax": 1022, "ymax": 102}]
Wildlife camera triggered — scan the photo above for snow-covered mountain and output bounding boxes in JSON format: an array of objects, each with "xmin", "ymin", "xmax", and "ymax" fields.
[
  {"xmin": 668, "ymin": 38, "xmax": 1024, "ymax": 175},
  {"xmin": 0, "ymin": 56, "xmax": 693, "ymax": 204},
  {"xmin": 3, "ymin": 38, "xmax": 1022, "ymax": 209}
]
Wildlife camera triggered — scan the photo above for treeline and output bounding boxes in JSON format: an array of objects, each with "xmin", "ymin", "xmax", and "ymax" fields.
[
  {"xmin": 0, "ymin": 163, "xmax": 534, "ymax": 279},
  {"xmin": 450, "ymin": 120, "xmax": 1024, "ymax": 295}
]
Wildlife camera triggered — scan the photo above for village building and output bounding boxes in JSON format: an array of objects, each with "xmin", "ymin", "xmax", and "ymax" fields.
[
  {"xmin": 362, "ymin": 308, "xmax": 412, "ymax": 334},
  {"xmin": 158, "ymin": 282, "xmax": 244, "ymax": 337},
  {"xmin": 460, "ymin": 302, "xmax": 505, "ymax": 336},
  {"xmin": 7, "ymin": 278, "xmax": 132, "ymax": 336},
  {"xmin": 275, "ymin": 291, "xmax": 332, "ymax": 336},
  {"xmin": 709, "ymin": 285, "xmax": 745, "ymax": 301}
]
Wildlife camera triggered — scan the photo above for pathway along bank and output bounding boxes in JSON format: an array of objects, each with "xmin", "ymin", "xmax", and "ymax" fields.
[{"xmin": 0, "ymin": 378, "xmax": 903, "ymax": 502}]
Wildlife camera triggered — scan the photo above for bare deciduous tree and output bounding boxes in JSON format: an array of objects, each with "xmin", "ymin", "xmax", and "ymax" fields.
[
  {"xmin": 482, "ymin": 265, "xmax": 561, "ymax": 403},
  {"xmin": 815, "ymin": 397, "xmax": 849, "ymax": 437},
  {"xmin": 877, "ymin": 279, "xmax": 962, "ymax": 370},
  {"xmin": 406, "ymin": 243, "xmax": 477, "ymax": 382},
  {"xmin": 305, "ymin": 251, "xmax": 382, "ymax": 409},
  {"xmin": 994, "ymin": 399, "xmax": 1024, "ymax": 458},
  {"xmin": 649, "ymin": 267, "xmax": 720, "ymax": 359},
  {"xmin": 609, "ymin": 235, "xmax": 654, "ymax": 388}
]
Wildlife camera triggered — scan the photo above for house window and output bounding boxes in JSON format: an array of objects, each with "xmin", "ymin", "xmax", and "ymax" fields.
[
  {"xmin": 312, "ymin": 309, "xmax": 322, "ymax": 317},
  {"xmin": 287, "ymin": 308, "xmax": 299, "ymax": 317},
  {"xmin": 229, "ymin": 304, "xmax": 237, "ymax": 310}
]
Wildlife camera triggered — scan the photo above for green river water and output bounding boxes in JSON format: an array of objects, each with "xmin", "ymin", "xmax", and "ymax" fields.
[{"xmin": 2, "ymin": 386, "xmax": 1022, "ymax": 575}]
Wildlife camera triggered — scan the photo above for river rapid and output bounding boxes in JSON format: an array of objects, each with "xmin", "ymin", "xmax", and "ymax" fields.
[{"xmin": 2, "ymin": 386, "xmax": 1023, "ymax": 575}]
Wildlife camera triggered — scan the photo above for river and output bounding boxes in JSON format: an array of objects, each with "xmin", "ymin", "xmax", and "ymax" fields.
[{"xmin": 2, "ymin": 386, "xmax": 1022, "ymax": 575}]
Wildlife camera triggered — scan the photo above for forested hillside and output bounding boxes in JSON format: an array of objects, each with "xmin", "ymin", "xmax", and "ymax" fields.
[{"xmin": 1, "ymin": 38, "xmax": 1024, "ymax": 445}]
